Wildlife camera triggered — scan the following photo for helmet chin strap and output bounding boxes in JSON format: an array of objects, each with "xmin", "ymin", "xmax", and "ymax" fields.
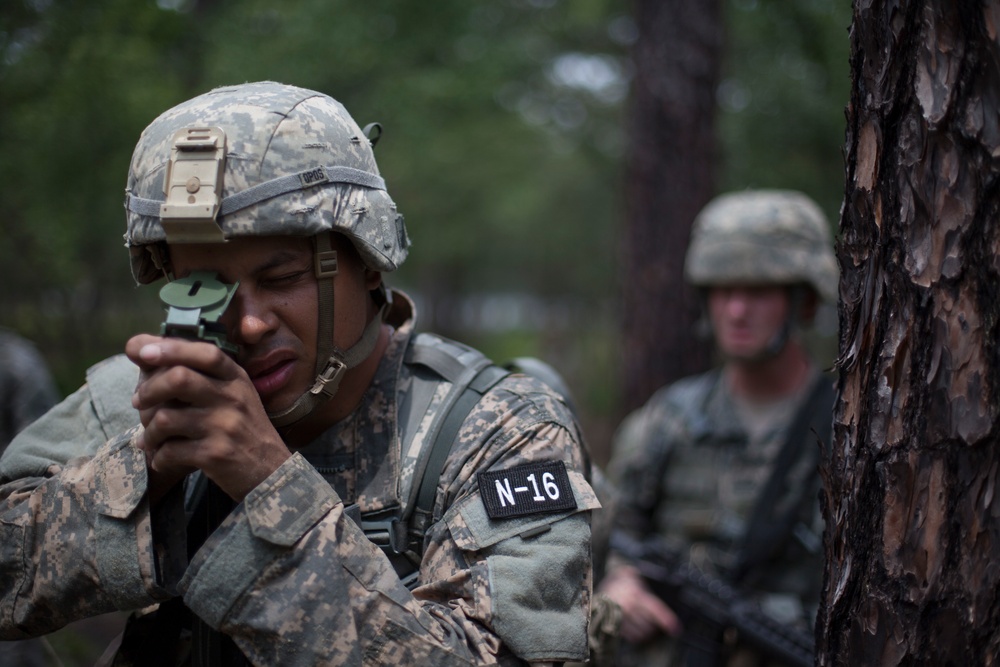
[
  {"xmin": 267, "ymin": 232, "xmax": 386, "ymax": 429},
  {"xmin": 756, "ymin": 319, "xmax": 792, "ymax": 360},
  {"xmin": 739, "ymin": 285, "xmax": 806, "ymax": 362}
]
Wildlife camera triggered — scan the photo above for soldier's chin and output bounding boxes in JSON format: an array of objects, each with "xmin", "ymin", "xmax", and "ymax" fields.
[
  {"xmin": 720, "ymin": 344, "xmax": 775, "ymax": 364},
  {"xmin": 256, "ymin": 385, "xmax": 309, "ymax": 424},
  {"xmin": 720, "ymin": 341, "xmax": 758, "ymax": 358},
  {"xmin": 262, "ymin": 392, "xmax": 302, "ymax": 418}
]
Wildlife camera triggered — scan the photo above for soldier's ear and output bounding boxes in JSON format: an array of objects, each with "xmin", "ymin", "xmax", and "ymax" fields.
[{"xmin": 365, "ymin": 268, "xmax": 382, "ymax": 292}]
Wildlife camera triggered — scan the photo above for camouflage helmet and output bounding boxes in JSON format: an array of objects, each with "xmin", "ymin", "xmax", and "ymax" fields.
[
  {"xmin": 124, "ymin": 82, "xmax": 409, "ymax": 430},
  {"xmin": 684, "ymin": 189, "xmax": 837, "ymax": 302},
  {"xmin": 124, "ymin": 81, "xmax": 409, "ymax": 283}
]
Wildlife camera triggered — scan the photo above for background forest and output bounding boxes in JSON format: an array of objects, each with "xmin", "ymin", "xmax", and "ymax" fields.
[{"xmin": 0, "ymin": 0, "xmax": 850, "ymax": 463}]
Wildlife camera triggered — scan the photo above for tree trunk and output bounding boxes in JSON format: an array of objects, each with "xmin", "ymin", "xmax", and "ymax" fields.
[
  {"xmin": 819, "ymin": 1, "xmax": 1000, "ymax": 663},
  {"xmin": 620, "ymin": 0, "xmax": 720, "ymax": 412}
]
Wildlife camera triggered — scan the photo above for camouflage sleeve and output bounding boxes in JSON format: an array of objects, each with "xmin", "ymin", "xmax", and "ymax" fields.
[
  {"xmin": 0, "ymin": 383, "xmax": 105, "ymax": 480},
  {"xmin": 0, "ymin": 356, "xmax": 172, "ymax": 639},
  {"xmin": 0, "ymin": 354, "xmax": 140, "ymax": 481},
  {"xmin": 0, "ymin": 427, "xmax": 177, "ymax": 639},
  {"xmin": 177, "ymin": 374, "xmax": 598, "ymax": 665},
  {"xmin": 605, "ymin": 386, "xmax": 684, "ymax": 542},
  {"xmin": 422, "ymin": 374, "xmax": 600, "ymax": 663}
]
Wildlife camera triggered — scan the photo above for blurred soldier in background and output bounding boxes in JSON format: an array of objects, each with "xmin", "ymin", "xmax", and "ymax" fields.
[
  {"xmin": 0, "ymin": 327, "xmax": 59, "ymax": 455},
  {"xmin": 599, "ymin": 190, "xmax": 838, "ymax": 666},
  {"xmin": 0, "ymin": 331, "xmax": 59, "ymax": 667},
  {"xmin": 0, "ymin": 81, "xmax": 598, "ymax": 665}
]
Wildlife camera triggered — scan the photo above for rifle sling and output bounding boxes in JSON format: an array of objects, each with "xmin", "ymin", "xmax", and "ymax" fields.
[{"xmin": 731, "ymin": 373, "xmax": 834, "ymax": 585}]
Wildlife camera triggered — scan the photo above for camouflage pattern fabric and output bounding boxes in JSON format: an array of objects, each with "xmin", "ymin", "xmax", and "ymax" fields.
[
  {"xmin": 683, "ymin": 189, "xmax": 838, "ymax": 302},
  {"xmin": 606, "ymin": 367, "xmax": 827, "ymax": 667},
  {"xmin": 0, "ymin": 291, "xmax": 598, "ymax": 665},
  {"xmin": 124, "ymin": 82, "xmax": 409, "ymax": 284},
  {"xmin": 0, "ymin": 328, "xmax": 59, "ymax": 455}
]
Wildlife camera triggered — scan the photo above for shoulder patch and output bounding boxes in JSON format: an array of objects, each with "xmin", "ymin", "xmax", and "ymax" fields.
[{"xmin": 478, "ymin": 461, "xmax": 577, "ymax": 519}]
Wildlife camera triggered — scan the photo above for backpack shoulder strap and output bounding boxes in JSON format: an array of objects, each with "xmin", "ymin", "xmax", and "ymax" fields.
[
  {"xmin": 358, "ymin": 333, "xmax": 509, "ymax": 588},
  {"xmin": 409, "ymin": 363, "xmax": 510, "ymax": 528},
  {"xmin": 397, "ymin": 333, "xmax": 496, "ymax": 514}
]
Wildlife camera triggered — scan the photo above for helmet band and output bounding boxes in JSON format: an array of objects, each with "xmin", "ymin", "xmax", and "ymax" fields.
[{"xmin": 125, "ymin": 164, "xmax": 386, "ymax": 221}]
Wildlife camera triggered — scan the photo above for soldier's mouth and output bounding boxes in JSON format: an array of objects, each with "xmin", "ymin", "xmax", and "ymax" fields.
[{"xmin": 247, "ymin": 358, "xmax": 297, "ymax": 399}]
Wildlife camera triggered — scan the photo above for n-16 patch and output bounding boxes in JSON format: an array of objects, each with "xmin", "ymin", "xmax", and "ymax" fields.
[{"xmin": 478, "ymin": 461, "xmax": 577, "ymax": 519}]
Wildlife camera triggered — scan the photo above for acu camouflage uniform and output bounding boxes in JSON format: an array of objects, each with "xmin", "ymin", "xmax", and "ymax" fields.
[
  {"xmin": 609, "ymin": 367, "xmax": 829, "ymax": 615},
  {"xmin": 606, "ymin": 189, "xmax": 837, "ymax": 666},
  {"xmin": 0, "ymin": 291, "xmax": 598, "ymax": 666},
  {"xmin": 0, "ymin": 82, "xmax": 598, "ymax": 666},
  {"xmin": 607, "ymin": 368, "xmax": 831, "ymax": 667}
]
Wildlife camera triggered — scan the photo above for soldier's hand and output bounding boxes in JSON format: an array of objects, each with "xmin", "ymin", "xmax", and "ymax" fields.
[
  {"xmin": 599, "ymin": 565, "xmax": 682, "ymax": 643},
  {"xmin": 126, "ymin": 333, "xmax": 292, "ymax": 503}
]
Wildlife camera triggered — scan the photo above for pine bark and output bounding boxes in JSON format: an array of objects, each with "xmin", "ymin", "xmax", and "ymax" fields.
[
  {"xmin": 620, "ymin": 0, "xmax": 720, "ymax": 412},
  {"xmin": 818, "ymin": 1, "xmax": 1000, "ymax": 663}
]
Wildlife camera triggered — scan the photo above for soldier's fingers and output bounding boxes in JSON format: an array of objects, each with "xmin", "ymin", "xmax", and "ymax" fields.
[
  {"xmin": 149, "ymin": 437, "xmax": 197, "ymax": 470},
  {"xmin": 125, "ymin": 334, "xmax": 164, "ymax": 370},
  {"xmin": 615, "ymin": 586, "xmax": 682, "ymax": 642},
  {"xmin": 141, "ymin": 403, "xmax": 210, "ymax": 451},
  {"xmin": 628, "ymin": 587, "xmax": 682, "ymax": 637},
  {"xmin": 146, "ymin": 439, "xmax": 198, "ymax": 489},
  {"xmin": 135, "ymin": 405, "xmax": 160, "ymax": 431},
  {"xmin": 135, "ymin": 427, "xmax": 158, "ymax": 468},
  {"xmin": 648, "ymin": 599, "xmax": 683, "ymax": 637},
  {"xmin": 618, "ymin": 617, "xmax": 644, "ymax": 643},
  {"xmin": 130, "ymin": 337, "xmax": 241, "ymax": 381},
  {"xmin": 148, "ymin": 436, "xmax": 244, "ymax": 499},
  {"xmin": 133, "ymin": 364, "xmax": 231, "ymax": 412}
]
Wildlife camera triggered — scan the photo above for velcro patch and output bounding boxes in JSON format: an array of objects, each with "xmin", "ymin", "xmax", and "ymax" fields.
[
  {"xmin": 478, "ymin": 461, "xmax": 577, "ymax": 520},
  {"xmin": 299, "ymin": 167, "xmax": 329, "ymax": 187}
]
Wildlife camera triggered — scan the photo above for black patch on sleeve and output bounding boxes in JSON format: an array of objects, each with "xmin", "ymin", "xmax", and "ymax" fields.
[{"xmin": 478, "ymin": 461, "xmax": 577, "ymax": 520}]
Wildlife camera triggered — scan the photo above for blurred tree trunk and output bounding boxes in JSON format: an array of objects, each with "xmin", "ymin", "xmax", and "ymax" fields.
[
  {"xmin": 818, "ymin": 1, "xmax": 1000, "ymax": 663},
  {"xmin": 620, "ymin": 0, "xmax": 719, "ymax": 413}
]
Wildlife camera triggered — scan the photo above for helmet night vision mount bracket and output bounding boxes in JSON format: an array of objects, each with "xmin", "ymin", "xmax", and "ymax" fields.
[{"xmin": 160, "ymin": 126, "xmax": 227, "ymax": 244}]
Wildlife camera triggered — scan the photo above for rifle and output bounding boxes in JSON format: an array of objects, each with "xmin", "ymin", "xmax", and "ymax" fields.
[{"xmin": 612, "ymin": 533, "xmax": 814, "ymax": 667}]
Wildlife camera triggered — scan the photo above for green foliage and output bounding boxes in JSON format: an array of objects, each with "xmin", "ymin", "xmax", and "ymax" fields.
[
  {"xmin": 719, "ymin": 0, "xmax": 852, "ymax": 224},
  {"xmin": 0, "ymin": 2, "xmax": 851, "ymax": 659},
  {"xmin": 2, "ymin": 0, "xmax": 190, "ymax": 289},
  {"xmin": 0, "ymin": 0, "xmax": 849, "ymax": 439}
]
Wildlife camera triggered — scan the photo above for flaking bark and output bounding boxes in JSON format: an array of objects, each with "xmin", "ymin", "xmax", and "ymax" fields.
[{"xmin": 818, "ymin": 1, "xmax": 1000, "ymax": 663}]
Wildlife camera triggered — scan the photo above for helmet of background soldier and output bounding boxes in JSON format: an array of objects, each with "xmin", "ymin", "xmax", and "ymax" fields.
[
  {"xmin": 124, "ymin": 81, "xmax": 409, "ymax": 284},
  {"xmin": 122, "ymin": 81, "xmax": 410, "ymax": 428},
  {"xmin": 683, "ymin": 189, "xmax": 837, "ymax": 303}
]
